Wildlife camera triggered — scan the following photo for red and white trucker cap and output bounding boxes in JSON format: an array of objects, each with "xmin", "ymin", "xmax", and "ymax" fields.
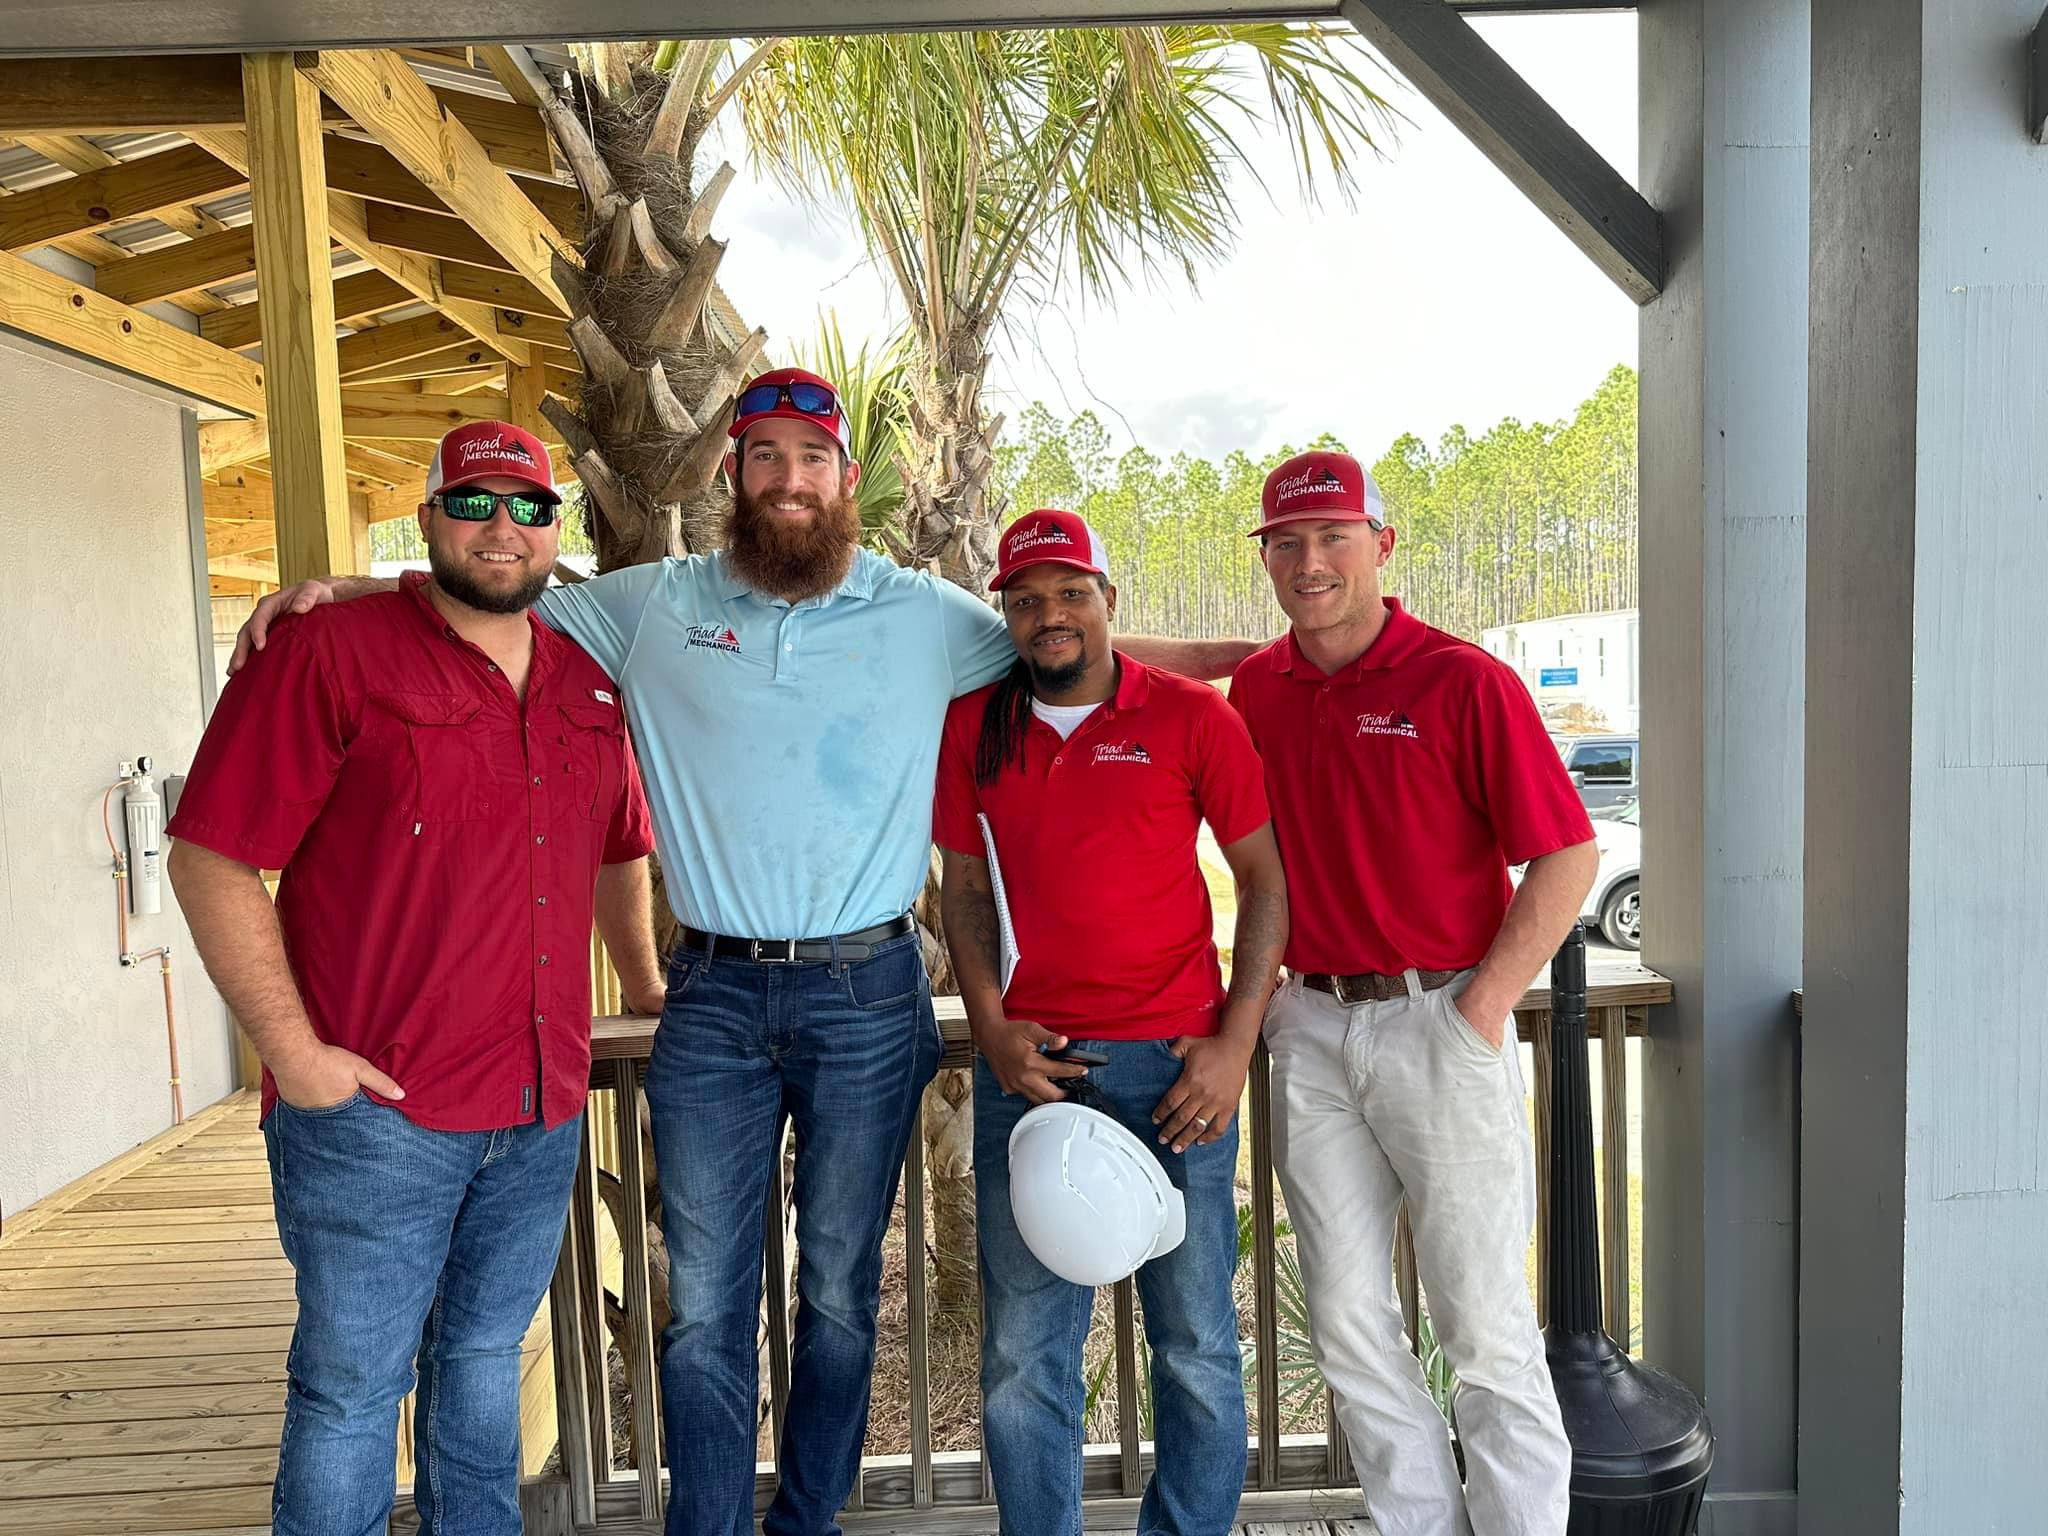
[
  {"xmin": 990, "ymin": 508, "xmax": 1111, "ymax": 592},
  {"xmin": 1250, "ymin": 449, "xmax": 1385, "ymax": 537},
  {"xmin": 425, "ymin": 421, "xmax": 561, "ymax": 504}
]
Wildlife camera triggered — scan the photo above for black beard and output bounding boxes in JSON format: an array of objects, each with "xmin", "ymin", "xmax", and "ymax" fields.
[
  {"xmin": 427, "ymin": 543, "xmax": 552, "ymax": 615},
  {"xmin": 725, "ymin": 483, "xmax": 861, "ymax": 602},
  {"xmin": 1027, "ymin": 649, "xmax": 1091, "ymax": 697}
]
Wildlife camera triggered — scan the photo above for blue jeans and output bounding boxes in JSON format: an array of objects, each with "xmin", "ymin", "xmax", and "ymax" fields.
[
  {"xmin": 644, "ymin": 930, "xmax": 942, "ymax": 1536},
  {"xmin": 261, "ymin": 1093, "xmax": 582, "ymax": 1536},
  {"xmin": 974, "ymin": 1042, "xmax": 1249, "ymax": 1536}
]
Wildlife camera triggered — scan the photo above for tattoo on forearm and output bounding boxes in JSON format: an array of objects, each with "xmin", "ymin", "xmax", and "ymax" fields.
[
  {"xmin": 959, "ymin": 890, "xmax": 1002, "ymax": 980},
  {"xmin": 1224, "ymin": 884, "xmax": 1288, "ymax": 1008}
]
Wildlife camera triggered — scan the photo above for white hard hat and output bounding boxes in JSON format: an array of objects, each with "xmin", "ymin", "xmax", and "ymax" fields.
[{"xmin": 1008, "ymin": 1100, "xmax": 1187, "ymax": 1287}]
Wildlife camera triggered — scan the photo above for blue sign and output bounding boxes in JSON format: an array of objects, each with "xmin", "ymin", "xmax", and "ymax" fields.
[{"xmin": 1539, "ymin": 667, "xmax": 1579, "ymax": 687}]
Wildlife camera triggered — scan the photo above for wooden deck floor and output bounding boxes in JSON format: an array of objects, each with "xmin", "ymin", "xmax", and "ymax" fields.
[
  {"xmin": 0, "ymin": 1094, "xmax": 1365, "ymax": 1536},
  {"xmin": 0, "ymin": 1090, "xmax": 288, "ymax": 1535}
]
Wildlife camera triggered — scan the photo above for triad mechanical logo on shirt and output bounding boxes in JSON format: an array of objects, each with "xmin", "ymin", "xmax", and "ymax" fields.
[
  {"xmin": 1355, "ymin": 709, "xmax": 1419, "ymax": 740},
  {"xmin": 1092, "ymin": 740, "xmax": 1152, "ymax": 765},
  {"xmin": 684, "ymin": 623, "xmax": 742, "ymax": 654}
]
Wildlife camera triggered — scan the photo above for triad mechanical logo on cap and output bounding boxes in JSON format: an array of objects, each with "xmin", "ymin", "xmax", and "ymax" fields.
[
  {"xmin": 1007, "ymin": 524, "xmax": 1076, "ymax": 554},
  {"xmin": 455, "ymin": 432, "xmax": 537, "ymax": 469},
  {"xmin": 1273, "ymin": 466, "xmax": 1348, "ymax": 505}
]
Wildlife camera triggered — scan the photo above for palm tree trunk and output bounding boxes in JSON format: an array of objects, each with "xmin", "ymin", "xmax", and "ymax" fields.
[{"xmin": 900, "ymin": 343, "xmax": 1006, "ymax": 1324}]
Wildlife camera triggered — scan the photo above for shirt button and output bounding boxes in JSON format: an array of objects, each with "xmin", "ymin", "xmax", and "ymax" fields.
[
  {"xmin": 534, "ymin": 835, "xmax": 546, "ymax": 846},
  {"xmin": 535, "ymin": 1013, "xmax": 545, "ymax": 1025},
  {"xmin": 537, "ymin": 895, "xmax": 548, "ymax": 906},
  {"xmin": 784, "ymin": 642, "xmax": 794, "ymax": 652},
  {"xmin": 538, "ymin": 954, "xmax": 550, "ymax": 966},
  {"xmin": 533, "ymin": 775, "xmax": 543, "ymax": 786},
  {"xmin": 488, "ymin": 662, "xmax": 499, "ymax": 672},
  {"xmin": 1054, "ymin": 756, "xmax": 1063, "ymax": 766}
]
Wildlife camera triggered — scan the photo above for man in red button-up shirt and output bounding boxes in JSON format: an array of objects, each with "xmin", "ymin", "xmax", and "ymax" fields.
[
  {"xmin": 934, "ymin": 510, "xmax": 1289, "ymax": 1536},
  {"xmin": 167, "ymin": 422, "xmax": 660, "ymax": 1536},
  {"xmin": 1229, "ymin": 451, "xmax": 1596, "ymax": 1536}
]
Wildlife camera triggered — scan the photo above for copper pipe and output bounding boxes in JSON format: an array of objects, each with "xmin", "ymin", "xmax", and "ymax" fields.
[
  {"xmin": 158, "ymin": 949, "xmax": 184, "ymax": 1124},
  {"xmin": 113, "ymin": 860, "xmax": 130, "ymax": 959}
]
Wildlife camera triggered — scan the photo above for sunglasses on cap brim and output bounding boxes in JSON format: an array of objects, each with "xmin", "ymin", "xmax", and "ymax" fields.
[
  {"xmin": 434, "ymin": 489, "xmax": 557, "ymax": 527},
  {"xmin": 735, "ymin": 380, "xmax": 840, "ymax": 421}
]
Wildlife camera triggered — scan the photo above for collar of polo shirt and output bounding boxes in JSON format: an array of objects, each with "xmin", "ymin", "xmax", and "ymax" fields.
[
  {"xmin": 1272, "ymin": 597, "xmax": 1427, "ymax": 678},
  {"xmin": 712, "ymin": 546, "xmax": 880, "ymax": 606}
]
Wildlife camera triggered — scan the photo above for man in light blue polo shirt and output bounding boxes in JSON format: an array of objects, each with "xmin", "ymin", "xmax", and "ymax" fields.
[{"xmin": 232, "ymin": 366, "xmax": 1249, "ymax": 1536}]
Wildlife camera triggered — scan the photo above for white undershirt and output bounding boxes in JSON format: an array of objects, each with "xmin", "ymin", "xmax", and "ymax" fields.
[{"xmin": 1031, "ymin": 698, "xmax": 1102, "ymax": 740}]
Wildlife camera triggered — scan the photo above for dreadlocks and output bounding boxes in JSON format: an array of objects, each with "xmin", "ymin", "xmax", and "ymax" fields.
[{"xmin": 973, "ymin": 658, "xmax": 1037, "ymax": 789}]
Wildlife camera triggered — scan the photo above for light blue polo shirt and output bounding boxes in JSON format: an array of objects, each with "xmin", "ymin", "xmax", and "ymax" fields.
[{"xmin": 535, "ymin": 549, "xmax": 1014, "ymax": 938}]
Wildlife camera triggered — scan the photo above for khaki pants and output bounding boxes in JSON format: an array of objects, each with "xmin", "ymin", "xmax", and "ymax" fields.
[{"xmin": 1264, "ymin": 970, "xmax": 1570, "ymax": 1536}]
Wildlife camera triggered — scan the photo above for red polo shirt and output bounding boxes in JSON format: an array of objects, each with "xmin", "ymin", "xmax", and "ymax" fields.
[
  {"xmin": 1229, "ymin": 598, "xmax": 1592, "ymax": 976},
  {"xmin": 933, "ymin": 655, "xmax": 1270, "ymax": 1041},
  {"xmin": 168, "ymin": 572, "xmax": 654, "ymax": 1131}
]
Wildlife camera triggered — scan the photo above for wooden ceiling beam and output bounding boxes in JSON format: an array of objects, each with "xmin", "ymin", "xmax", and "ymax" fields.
[
  {"xmin": 200, "ymin": 270, "xmax": 412, "ymax": 352},
  {"xmin": 365, "ymin": 202, "xmax": 514, "ymax": 274},
  {"xmin": 322, "ymin": 135, "xmax": 583, "ymax": 241},
  {"xmin": 95, "ymin": 225, "xmax": 260, "ymax": 305},
  {"xmin": 0, "ymin": 245, "xmax": 266, "ymax": 415},
  {"xmin": 344, "ymin": 340, "xmax": 496, "ymax": 387},
  {"xmin": 188, "ymin": 128, "xmax": 531, "ymax": 367},
  {"xmin": 335, "ymin": 311, "xmax": 469, "ymax": 378},
  {"xmin": 340, "ymin": 385, "xmax": 517, "ymax": 440},
  {"xmin": 0, "ymin": 143, "xmax": 244, "ymax": 253},
  {"xmin": 203, "ymin": 517, "xmax": 281, "ymax": 558},
  {"xmin": 209, "ymin": 554, "xmax": 281, "ymax": 583},
  {"xmin": 12, "ymin": 133, "xmax": 230, "ymax": 248},
  {"xmin": 437, "ymin": 265, "xmax": 556, "ymax": 318},
  {"xmin": 306, "ymin": 50, "xmax": 572, "ymax": 313},
  {"xmin": 0, "ymin": 56, "xmax": 554, "ymax": 177}
]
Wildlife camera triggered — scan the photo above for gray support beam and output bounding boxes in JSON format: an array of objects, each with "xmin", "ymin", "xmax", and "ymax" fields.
[
  {"xmin": 1806, "ymin": 5, "xmax": 2048, "ymax": 1533},
  {"xmin": 1340, "ymin": 0, "xmax": 1664, "ymax": 302},
  {"xmin": 1638, "ymin": 1, "xmax": 1805, "ymax": 1532},
  {"xmin": 0, "ymin": 1, "xmax": 1641, "ymax": 54},
  {"xmin": 2032, "ymin": 4, "xmax": 2048, "ymax": 143}
]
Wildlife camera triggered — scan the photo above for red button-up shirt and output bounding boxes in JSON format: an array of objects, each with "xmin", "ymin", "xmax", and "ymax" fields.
[
  {"xmin": 168, "ymin": 573, "xmax": 655, "ymax": 1131},
  {"xmin": 933, "ymin": 656, "xmax": 1270, "ymax": 1041},
  {"xmin": 1229, "ymin": 598, "xmax": 1593, "ymax": 976}
]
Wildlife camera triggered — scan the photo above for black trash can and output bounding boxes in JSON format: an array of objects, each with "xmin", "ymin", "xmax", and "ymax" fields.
[{"xmin": 1544, "ymin": 921, "xmax": 1714, "ymax": 1534}]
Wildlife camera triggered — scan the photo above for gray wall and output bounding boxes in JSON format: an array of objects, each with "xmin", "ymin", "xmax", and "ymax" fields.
[
  {"xmin": 1640, "ymin": 1, "xmax": 1807, "ymax": 1530},
  {"xmin": 1805, "ymin": 3, "xmax": 2048, "ymax": 1531},
  {"xmin": 0, "ymin": 331, "xmax": 236, "ymax": 1216}
]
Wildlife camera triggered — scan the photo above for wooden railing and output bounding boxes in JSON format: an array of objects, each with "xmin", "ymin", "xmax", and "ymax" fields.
[{"xmin": 539, "ymin": 968, "xmax": 1673, "ymax": 1532}]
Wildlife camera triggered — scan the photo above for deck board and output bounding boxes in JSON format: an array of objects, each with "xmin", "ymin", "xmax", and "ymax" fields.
[{"xmin": 0, "ymin": 1096, "xmax": 288, "ymax": 1528}]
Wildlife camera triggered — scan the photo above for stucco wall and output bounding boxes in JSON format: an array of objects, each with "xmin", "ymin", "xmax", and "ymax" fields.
[{"xmin": 0, "ymin": 331, "xmax": 235, "ymax": 1218}]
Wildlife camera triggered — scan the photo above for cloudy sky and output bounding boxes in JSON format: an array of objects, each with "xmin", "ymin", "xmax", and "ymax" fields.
[{"xmin": 704, "ymin": 12, "xmax": 1639, "ymax": 465}]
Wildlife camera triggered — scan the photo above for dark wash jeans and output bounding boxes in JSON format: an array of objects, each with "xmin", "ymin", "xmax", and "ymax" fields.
[
  {"xmin": 644, "ymin": 929, "xmax": 942, "ymax": 1536},
  {"xmin": 261, "ymin": 1092, "xmax": 582, "ymax": 1536},
  {"xmin": 974, "ymin": 1044, "xmax": 1248, "ymax": 1536}
]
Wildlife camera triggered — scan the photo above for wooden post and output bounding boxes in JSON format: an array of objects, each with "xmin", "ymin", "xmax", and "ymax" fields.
[
  {"xmin": 242, "ymin": 52, "xmax": 353, "ymax": 580},
  {"xmin": 506, "ymin": 360, "xmax": 547, "ymax": 437}
]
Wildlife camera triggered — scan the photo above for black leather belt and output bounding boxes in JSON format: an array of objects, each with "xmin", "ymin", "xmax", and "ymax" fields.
[
  {"xmin": 1301, "ymin": 968, "xmax": 1460, "ymax": 1005},
  {"xmin": 679, "ymin": 914, "xmax": 915, "ymax": 964}
]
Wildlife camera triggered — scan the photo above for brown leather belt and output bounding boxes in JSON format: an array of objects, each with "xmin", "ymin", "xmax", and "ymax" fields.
[{"xmin": 1300, "ymin": 968, "xmax": 1460, "ymax": 1005}]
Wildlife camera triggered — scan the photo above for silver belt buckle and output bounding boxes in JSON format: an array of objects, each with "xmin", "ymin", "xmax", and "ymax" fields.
[{"xmin": 751, "ymin": 937, "xmax": 799, "ymax": 963}]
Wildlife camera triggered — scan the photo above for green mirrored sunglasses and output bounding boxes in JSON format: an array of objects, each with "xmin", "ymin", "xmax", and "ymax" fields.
[{"xmin": 435, "ymin": 489, "xmax": 557, "ymax": 527}]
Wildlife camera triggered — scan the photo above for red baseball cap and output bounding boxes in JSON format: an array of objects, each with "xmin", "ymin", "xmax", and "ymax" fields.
[
  {"xmin": 1250, "ymin": 449, "xmax": 1385, "ymax": 537},
  {"xmin": 989, "ymin": 508, "xmax": 1110, "ymax": 592},
  {"xmin": 728, "ymin": 366, "xmax": 853, "ymax": 457},
  {"xmin": 425, "ymin": 420, "xmax": 560, "ymax": 504}
]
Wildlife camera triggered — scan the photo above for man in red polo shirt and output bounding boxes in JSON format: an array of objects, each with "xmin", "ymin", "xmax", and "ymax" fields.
[
  {"xmin": 933, "ymin": 509, "xmax": 1288, "ymax": 1536},
  {"xmin": 166, "ymin": 421, "xmax": 661, "ymax": 1536},
  {"xmin": 1228, "ymin": 451, "xmax": 1596, "ymax": 1536}
]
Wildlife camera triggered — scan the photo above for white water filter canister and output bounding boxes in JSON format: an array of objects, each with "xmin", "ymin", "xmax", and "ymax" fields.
[{"xmin": 124, "ymin": 764, "xmax": 163, "ymax": 915}]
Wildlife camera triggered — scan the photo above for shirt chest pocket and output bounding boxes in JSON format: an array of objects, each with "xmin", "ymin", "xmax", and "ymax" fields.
[
  {"xmin": 555, "ymin": 702, "xmax": 623, "ymax": 820},
  {"xmin": 374, "ymin": 692, "xmax": 494, "ymax": 824}
]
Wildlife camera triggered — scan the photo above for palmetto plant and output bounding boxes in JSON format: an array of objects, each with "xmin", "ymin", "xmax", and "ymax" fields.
[{"xmin": 741, "ymin": 26, "xmax": 1396, "ymax": 589}]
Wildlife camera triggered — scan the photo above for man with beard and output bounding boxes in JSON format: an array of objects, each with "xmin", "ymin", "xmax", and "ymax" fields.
[
  {"xmin": 167, "ymin": 420, "xmax": 663, "ymax": 1536},
  {"xmin": 933, "ymin": 510, "xmax": 1288, "ymax": 1536},
  {"xmin": 230, "ymin": 368, "xmax": 1252, "ymax": 1536}
]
